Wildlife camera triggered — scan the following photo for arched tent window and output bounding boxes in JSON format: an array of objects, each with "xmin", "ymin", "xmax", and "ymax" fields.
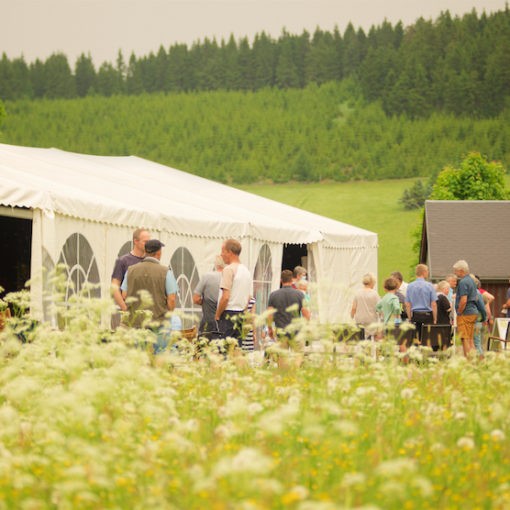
[
  {"xmin": 170, "ymin": 247, "xmax": 200, "ymax": 328},
  {"xmin": 117, "ymin": 241, "xmax": 132, "ymax": 258},
  {"xmin": 253, "ymin": 244, "xmax": 272, "ymax": 315},
  {"xmin": 58, "ymin": 233, "xmax": 101, "ymax": 302}
]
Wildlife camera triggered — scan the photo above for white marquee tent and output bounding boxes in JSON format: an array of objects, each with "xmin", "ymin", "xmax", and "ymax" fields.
[{"xmin": 0, "ymin": 143, "xmax": 378, "ymax": 324}]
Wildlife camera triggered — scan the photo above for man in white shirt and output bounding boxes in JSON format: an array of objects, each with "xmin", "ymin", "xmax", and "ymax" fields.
[{"xmin": 215, "ymin": 239, "xmax": 253, "ymax": 345}]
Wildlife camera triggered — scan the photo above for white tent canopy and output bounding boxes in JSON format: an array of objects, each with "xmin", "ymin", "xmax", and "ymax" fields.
[{"xmin": 0, "ymin": 143, "xmax": 378, "ymax": 323}]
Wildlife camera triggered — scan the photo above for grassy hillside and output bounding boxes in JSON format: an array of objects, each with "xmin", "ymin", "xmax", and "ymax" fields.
[
  {"xmin": 241, "ymin": 175, "xmax": 510, "ymax": 289},
  {"xmin": 2, "ymin": 86, "xmax": 508, "ymax": 289},
  {"xmin": 1, "ymin": 83, "xmax": 509, "ymax": 184},
  {"xmin": 239, "ymin": 179, "xmax": 422, "ymax": 288}
]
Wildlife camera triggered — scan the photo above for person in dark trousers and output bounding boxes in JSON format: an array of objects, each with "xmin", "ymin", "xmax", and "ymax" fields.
[
  {"xmin": 121, "ymin": 240, "xmax": 178, "ymax": 355},
  {"xmin": 193, "ymin": 255, "xmax": 225, "ymax": 338},
  {"xmin": 214, "ymin": 239, "xmax": 252, "ymax": 346},
  {"xmin": 110, "ymin": 228, "xmax": 151, "ymax": 327},
  {"xmin": 405, "ymin": 264, "xmax": 437, "ymax": 343},
  {"xmin": 267, "ymin": 269, "xmax": 310, "ymax": 342}
]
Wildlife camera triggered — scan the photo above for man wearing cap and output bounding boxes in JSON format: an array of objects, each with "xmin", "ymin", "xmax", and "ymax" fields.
[{"xmin": 121, "ymin": 239, "xmax": 178, "ymax": 329}]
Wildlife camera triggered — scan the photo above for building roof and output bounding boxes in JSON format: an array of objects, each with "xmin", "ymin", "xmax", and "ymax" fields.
[{"xmin": 421, "ymin": 200, "xmax": 510, "ymax": 280}]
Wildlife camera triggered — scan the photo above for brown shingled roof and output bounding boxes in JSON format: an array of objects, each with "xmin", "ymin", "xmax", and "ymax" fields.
[{"xmin": 421, "ymin": 200, "xmax": 510, "ymax": 280}]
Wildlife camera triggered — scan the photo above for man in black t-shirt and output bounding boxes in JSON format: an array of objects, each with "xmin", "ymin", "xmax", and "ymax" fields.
[
  {"xmin": 267, "ymin": 270, "xmax": 310, "ymax": 339},
  {"xmin": 111, "ymin": 228, "xmax": 150, "ymax": 313}
]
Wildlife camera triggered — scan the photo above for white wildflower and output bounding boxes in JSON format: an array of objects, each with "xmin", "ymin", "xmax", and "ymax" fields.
[
  {"xmin": 214, "ymin": 421, "xmax": 240, "ymax": 439},
  {"xmin": 2, "ymin": 376, "xmax": 41, "ymax": 405},
  {"xmin": 379, "ymin": 480, "xmax": 406, "ymax": 498},
  {"xmin": 247, "ymin": 402, "xmax": 264, "ymax": 416},
  {"xmin": 212, "ymin": 448, "xmax": 273, "ymax": 478},
  {"xmin": 430, "ymin": 442, "xmax": 445, "ymax": 452},
  {"xmin": 255, "ymin": 478, "xmax": 284, "ymax": 495},
  {"xmin": 457, "ymin": 437, "xmax": 475, "ymax": 450},
  {"xmin": 490, "ymin": 403, "xmax": 505, "ymax": 421},
  {"xmin": 355, "ymin": 386, "xmax": 377, "ymax": 397},
  {"xmin": 183, "ymin": 419, "xmax": 199, "ymax": 433},
  {"xmin": 297, "ymin": 502, "xmax": 339, "ymax": 510},
  {"xmin": 376, "ymin": 457, "xmax": 417, "ymax": 477},
  {"xmin": 160, "ymin": 431, "xmax": 194, "ymax": 453},
  {"xmin": 285, "ymin": 485, "xmax": 309, "ymax": 501},
  {"xmin": 257, "ymin": 401, "xmax": 300, "ymax": 435},
  {"xmin": 412, "ymin": 475, "xmax": 434, "ymax": 497},
  {"xmin": 403, "ymin": 438, "xmax": 420, "ymax": 450},
  {"xmin": 334, "ymin": 420, "xmax": 359, "ymax": 437},
  {"xmin": 327, "ymin": 377, "xmax": 340, "ymax": 392},
  {"xmin": 341, "ymin": 472, "xmax": 366, "ymax": 488},
  {"xmin": 400, "ymin": 388, "xmax": 415, "ymax": 400},
  {"xmin": 490, "ymin": 429, "xmax": 506, "ymax": 442},
  {"xmin": 407, "ymin": 348, "xmax": 423, "ymax": 362},
  {"xmin": 302, "ymin": 423, "xmax": 325, "ymax": 437},
  {"xmin": 321, "ymin": 401, "xmax": 342, "ymax": 417}
]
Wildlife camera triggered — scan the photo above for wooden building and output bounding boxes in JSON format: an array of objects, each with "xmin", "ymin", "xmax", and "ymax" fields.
[{"xmin": 420, "ymin": 200, "xmax": 510, "ymax": 318}]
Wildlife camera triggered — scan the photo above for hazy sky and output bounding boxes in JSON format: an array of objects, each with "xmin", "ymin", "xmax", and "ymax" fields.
[{"xmin": 2, "ymin": 0, "xmax": 507, "ymax": 66}]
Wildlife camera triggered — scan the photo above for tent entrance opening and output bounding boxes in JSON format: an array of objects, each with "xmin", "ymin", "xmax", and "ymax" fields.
[
  {"xmin": 0, "ymin": 214, "xmax": 32, "ymax": 295},
  {"xmin": 282, "ymin": 243, "xmax": 307, "ymax": 273}
]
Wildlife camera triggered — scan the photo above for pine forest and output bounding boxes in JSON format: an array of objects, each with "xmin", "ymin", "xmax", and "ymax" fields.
[{"xmin": 0, "ymin": 7, "xmax": 509, "ymax": 183}]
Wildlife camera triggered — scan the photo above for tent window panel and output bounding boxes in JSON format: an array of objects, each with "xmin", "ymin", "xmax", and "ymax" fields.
[
  {"xmin": 58, "ymin": 233, "xmax": 101, "ymax": 301},
  {"xmin": 253, "ymin": 244, "xmax": 272, "ymax": 315},
  {"xmin": 117, "ymin": 241, "xmax": 131, "ymax": 258},
  {"xmin": 86, "ymin": 261, "xmax": 100, "ymax": 292},
  {"xmin": 179, "ymin": 251, "xmax": 195, "ymax": 279},
  {"xmin": 70, "ymin": 266, "xmax": 86, "ymax": 297},
  {"xmin": 170, "ymin": 247, "xmax": 200, "ymax": 328},
  {"xmin": 176, "ymin": 275, "xmax": 193, "ymax": 309}
]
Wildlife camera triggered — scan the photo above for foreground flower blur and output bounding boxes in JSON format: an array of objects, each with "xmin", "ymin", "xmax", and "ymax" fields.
[{"xmin": 0, "ymin": 292, "xmax": 509, "ymax": 509}]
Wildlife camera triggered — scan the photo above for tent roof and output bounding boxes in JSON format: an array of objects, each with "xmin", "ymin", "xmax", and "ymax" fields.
[
  {"xmin": 422, "ymin": 200, "xmax": 510, "ymax": 280},
  {"xmin": 0, "ymin": 143, "xmax": 377, "ymax": 247}
]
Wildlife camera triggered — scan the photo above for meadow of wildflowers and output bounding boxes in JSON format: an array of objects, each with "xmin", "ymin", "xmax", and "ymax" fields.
[{"xmin": 0, "ymin": 294, "xmax": 509, "ymax": 509}]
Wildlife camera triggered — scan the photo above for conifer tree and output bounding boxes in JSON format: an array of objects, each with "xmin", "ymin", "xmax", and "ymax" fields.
[
  {"xmin": 126, "ymin": 53, "xmax": 144, "ymax": 95},
  {"xmin": 43, "ymin": 53, "xmax": 75, "ymax": 99},
  {"xmin": 96, "ymin": 62, "xmax": 119, "ymax": 96},
  {"xmin": 75, "ymin": 53, "xmax": 96, "ymax": 97},
  {"xmin": 251, "ymin": 32, "xmax": 276, "ymax": 89}
]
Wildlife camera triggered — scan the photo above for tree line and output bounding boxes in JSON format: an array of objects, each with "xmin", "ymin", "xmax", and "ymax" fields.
[
  {"xmin": 2, "ymin": 82, "xmax": 508, "ymax": 184},
  {"xmin": 1, "ymin": 6, "xmax": 509, "ymax": 117}
]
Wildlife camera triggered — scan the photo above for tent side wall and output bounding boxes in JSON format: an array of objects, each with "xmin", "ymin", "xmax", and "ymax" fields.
[
  {"xmin": 29, "ymin": 211, "xmax": 285, "ymax": 324},
  {"xmin": 29, "ymin": 211, "xmax": 377, "ymax": 325},
  {"xmin": 0, "ymin": 144, "xmax": 378, "ymax": 325},
  {"xmin": 312, "ymin": 240, "xmax": 378, "ymax": 323}
]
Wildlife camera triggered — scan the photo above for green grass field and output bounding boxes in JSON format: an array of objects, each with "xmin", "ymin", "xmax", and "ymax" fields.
[{"xmin": 240, "ymin": 178, "xmax": 422, "ymax": 289}]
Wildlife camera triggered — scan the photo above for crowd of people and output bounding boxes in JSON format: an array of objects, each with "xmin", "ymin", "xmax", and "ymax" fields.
[
  {"xmin": 110, "ymin": 230, "xmax": 311, "ymax": 355},
  {"xmin": 351, "ymin": 261, "xmax": 499, "ymax": 358},
  {"xmin": 111, "ymin": 228, "xmax": 509, "ymax": 359}
]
